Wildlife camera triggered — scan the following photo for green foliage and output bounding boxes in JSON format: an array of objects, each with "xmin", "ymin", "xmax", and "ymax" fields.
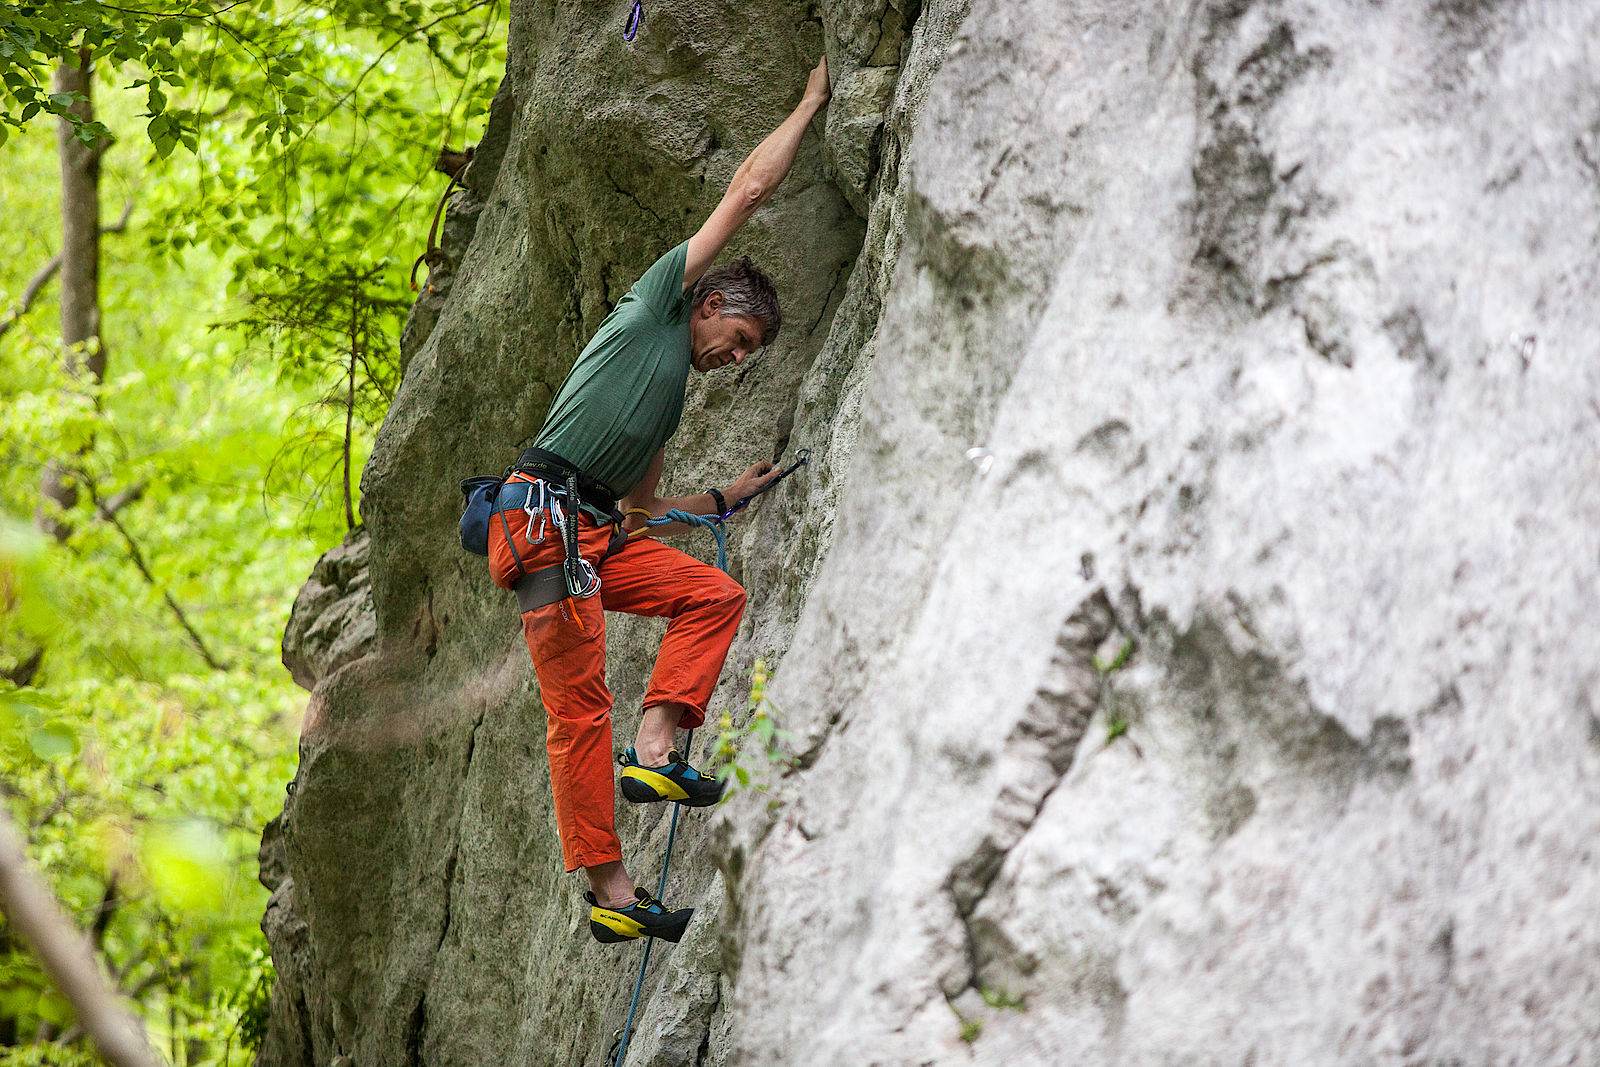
[
  {"xmin": 0, "ymin": 1045, "xmax": 100, "ymax": 1067},
  {"xmin": 231, "ymin": 263, "xmax": 410, "ymax": 527},
  {"xmin": 980, "ymin": 985, "xmax": 1027, "ymax": 1012},
  {"xmin": 0, "ymin": 509, "xmax": 299, "ymax": 1059},
  {"xmin": 1105, "ymin": 711, "xmax": 1129, "ymax": 744},
  {"xmin": 5, "ymin": 0, "xmax": 504, "ymax": 512},
  {"xmin": 2, "ymin": 0, "xmax": 502, "ymax": 156},
  {"xmin": 228, "ymin": 946, "xmax": 275, "ymax": 1056},
  {"xmin": 1089, "ymin": 635, "xmax": 1138, "ymax": 747},
  {"xmin": 712, "ymin": 659, "xmax": 795, "ymax": 798},
  {"xmin": 1092, "ymin": 637, "xmax": 1134, "ymax": 675},
  {"xmin": 0, "ymin": 2, "xmax": 504, "ymax": 1060}
]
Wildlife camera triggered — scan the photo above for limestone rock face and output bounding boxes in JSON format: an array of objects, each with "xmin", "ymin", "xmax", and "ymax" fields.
[
  {"xmin": 261, "ymin": 1, "xmax": 1600, "ymax": 1065},
  {"xmin": 281, "ymin": 528, "xmax": 376, "ymax": 692}
]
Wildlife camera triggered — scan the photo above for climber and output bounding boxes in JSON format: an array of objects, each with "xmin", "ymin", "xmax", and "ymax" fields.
[{"xmin": 487, "ymin": 57, "xmax": 831, "ymax": 945}]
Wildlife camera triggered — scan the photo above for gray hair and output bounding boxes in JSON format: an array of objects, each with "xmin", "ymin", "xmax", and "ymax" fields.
[{"xmin": 691, "ymin": 258, "xmax": 781, "ymax": 346}]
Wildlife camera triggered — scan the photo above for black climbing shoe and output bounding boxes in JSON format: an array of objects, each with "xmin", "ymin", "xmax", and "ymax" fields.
[
  {"xmin": 617, "ymin": 747, "xmax": 726, "ymax": 807},
  {"xmin": 586, "ymin": 888, "xmax": 694, "ymax": 944}
]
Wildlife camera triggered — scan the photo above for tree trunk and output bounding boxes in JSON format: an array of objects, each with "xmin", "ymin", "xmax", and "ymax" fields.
[
  {"xmin": 344, "ymin": 278, "xmax": 358, "ymax": 531},
  {"xmin": 37, "ymin": 48, "xmax": 105, "ymax": 542}
]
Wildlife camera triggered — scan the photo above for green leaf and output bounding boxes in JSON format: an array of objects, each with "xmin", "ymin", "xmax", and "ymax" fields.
[
  {"xmin": 28, "ymin": 721, "xmax": 79, "ymax": 761},
  {"xmin": 144, "ymin": 819, "xmax": 229, "ymax": 912},
  {"xmin": 35, "ymin": 988, "xmax": 74, "ymax": 1028},
  {"xmin": 48, "ymin": 91, "xmax": 76, "ymax": 109}
]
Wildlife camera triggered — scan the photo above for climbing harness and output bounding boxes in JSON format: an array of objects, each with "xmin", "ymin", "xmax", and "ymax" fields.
[
  {"xmin": 623, "ymin": 0, "xmax": 643, "ymax": 41},
  {"xmin": 606, "ymin": 451, "xmax": 812, "ymax": 1067},
  {"xmin": 462, "ymin": 448, "xmax": 631, "ymax": 620}
]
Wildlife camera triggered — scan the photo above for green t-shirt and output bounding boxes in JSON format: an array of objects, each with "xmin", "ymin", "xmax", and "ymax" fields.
[{"xmin": 534, "ymin": 241, "xmax": 692, "ymax": 498}]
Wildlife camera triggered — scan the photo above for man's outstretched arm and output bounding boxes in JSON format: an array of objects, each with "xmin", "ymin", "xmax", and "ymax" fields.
[{"xmin": 683, "ymin": 57, "xmax": 831, "ymax": 292}]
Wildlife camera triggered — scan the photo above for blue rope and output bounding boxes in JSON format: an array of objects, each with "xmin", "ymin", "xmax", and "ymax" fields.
[
  {"xmin": 651, "ymin": 509, "xmax": 727, "ymax": 570},
  {"xmin": 611, "ymin": 727, "xmax": 690, "ymax": 1066},
  {"xmin": 611, "ymin": 509, "xmax": 724, "ymax": 1067}
]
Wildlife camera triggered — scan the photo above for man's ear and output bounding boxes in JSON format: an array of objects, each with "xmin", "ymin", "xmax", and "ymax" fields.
[{"xmin": 700, "ymin": 290, "xmax": 725, "ymax": 316}]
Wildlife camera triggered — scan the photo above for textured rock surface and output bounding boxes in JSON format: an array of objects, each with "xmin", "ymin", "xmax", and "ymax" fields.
[
  {"xmin": 281, "ymin": 528, "xmax": 376, "ymax": 691},
  {"xmin": 264, "ymin": 0, "xmax": 1600, "ymax": 1064}
]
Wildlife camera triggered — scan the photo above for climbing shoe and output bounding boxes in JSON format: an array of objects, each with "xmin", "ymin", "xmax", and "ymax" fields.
[
  {"xmin": 586, "ymin": 888, "xmax": 694, "ymax": 944},
  {"xmin": 617, "ymin": 747, "xmax": 726, "ymax": 807}
]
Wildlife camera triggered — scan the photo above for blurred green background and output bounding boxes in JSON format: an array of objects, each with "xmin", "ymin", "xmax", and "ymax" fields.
[{"xmin": 1, "ymin": 2, "xmax": 504, "ymax": 1061}]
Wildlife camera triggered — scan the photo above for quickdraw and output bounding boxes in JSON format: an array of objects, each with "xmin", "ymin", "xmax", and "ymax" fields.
[
  {"xmin": 411, "ymin": 148, "xmax": 474, "ymax": 292},
  {"xmin": 623, "ymin": 0, "xmax": 643, "ymax": 41},
  {"xmin": 721, "ymin": 449, "xmax": 810, "ymax": 519}
]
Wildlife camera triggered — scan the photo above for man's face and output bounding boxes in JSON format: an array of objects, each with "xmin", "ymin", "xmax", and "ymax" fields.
[{"xmin": 689, "ymin": 292, "xmax": 766, "ymax": 373}]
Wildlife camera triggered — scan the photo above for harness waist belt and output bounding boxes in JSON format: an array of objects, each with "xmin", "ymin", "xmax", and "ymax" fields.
[{"xmin": 513, "ymin": 447, "xmax": 620, "ymax": 515}]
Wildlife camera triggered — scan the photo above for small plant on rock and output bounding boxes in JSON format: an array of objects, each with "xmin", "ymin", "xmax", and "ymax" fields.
[
  {"xmin": 1092, "ymin": 637, "xmax": 1135, "ymax": 674},
  {"xmin": 1093, "ymin": 634, "xmax": 1141, "ymax": 753},
  {"xmin": 980, "ymin": 985, "xmax": 1027, "ymax": 1012},
  {"xmin": 712, "ymin": 658, "xmax": 794, "ymax": 797},
  {"xmin": 1105, "ymin": 711, "xmax": 1130, "ymax": 744}
]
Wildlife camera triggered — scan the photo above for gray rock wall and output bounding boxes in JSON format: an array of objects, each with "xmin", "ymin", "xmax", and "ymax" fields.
[{"xmin": 263, "ymin": 0, "xmax": 1600, "ymax": 1064}]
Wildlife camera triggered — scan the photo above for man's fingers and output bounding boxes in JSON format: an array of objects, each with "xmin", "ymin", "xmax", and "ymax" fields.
[{"xmin": 806, "ymin": 56, "xmax": 831, "ymax": 102}]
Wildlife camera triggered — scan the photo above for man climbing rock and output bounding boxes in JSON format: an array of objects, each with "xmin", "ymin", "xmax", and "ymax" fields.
[{"xmin": 488, "ymin": 57, "xmax": 831, "ymax": 945}]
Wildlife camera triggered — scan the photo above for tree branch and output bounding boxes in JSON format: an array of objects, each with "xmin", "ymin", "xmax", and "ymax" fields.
[
  {"xmin": 0, "ymin": 255, "xmax": 64, "ymax": 342},
  {"xmin": 85, "ymin": 482, "xmax": 229, "ymax": 671},
  {"xmin": 304, "ymin": 0, "xmax": 498, "ymax": 132},
  {"xmin": 96, "ymin": 482, "xmax": 147, "ymax": 520},
  {"xmin": 104, "ymin": 198, "xmax": 135, "ymax": 235},
  {"xmin": 89, "ymin": 876, "xmax": 120, "ymax": 949},
  {"xmin": 0, "ymin": 808, "xmax": 162, "ymax": 1067},
  {"xmin": 3, "ymin": 647, "xmax": 45, "ymax": 687},
  {"xmin": 0, "ymin": 198, "xmax": 135, "ymax": 343}
]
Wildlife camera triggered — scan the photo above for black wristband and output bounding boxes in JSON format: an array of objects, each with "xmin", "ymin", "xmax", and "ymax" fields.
[{"xmin": 707, "ymin": 488, "xmax": 727, "ymax": 516}]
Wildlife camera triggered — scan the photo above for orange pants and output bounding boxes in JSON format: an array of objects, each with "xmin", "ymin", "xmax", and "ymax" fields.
[{"xmin": 488, "ymin": 481, "xmax": 746, "ymax": 871}]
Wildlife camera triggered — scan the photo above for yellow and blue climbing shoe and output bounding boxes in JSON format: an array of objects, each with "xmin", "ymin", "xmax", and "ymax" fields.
[
  {"xmin": 617, "ymin": 747, "xmax": 726, "ymax": 807},
  {"xmin": 585, "ymin": 888, "xmax": 694, "ymax": 944}
]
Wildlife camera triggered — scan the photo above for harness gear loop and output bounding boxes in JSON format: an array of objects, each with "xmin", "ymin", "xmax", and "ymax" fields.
[{"xmin": 500, "ymin": 469, "xmax": 628, "ymax": 615}]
